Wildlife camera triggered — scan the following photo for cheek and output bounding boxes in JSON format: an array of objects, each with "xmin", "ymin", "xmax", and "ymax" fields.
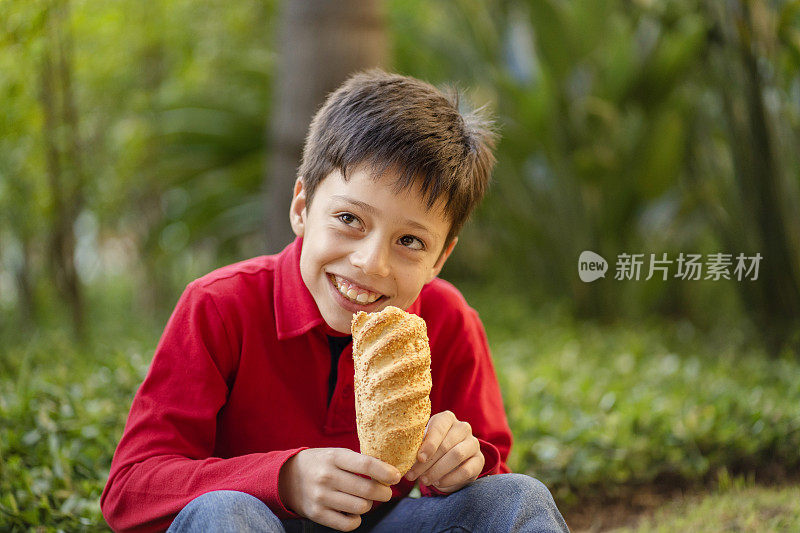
[
  {"xmin": 395, "ymin": 265, "xmax": 429, "ymax": 294},
  {"xmin": 305, "ymin": 234, "xmax": 350, "ymax": 272}
]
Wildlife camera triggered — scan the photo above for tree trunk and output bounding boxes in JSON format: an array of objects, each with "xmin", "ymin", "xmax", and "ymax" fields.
[
  {"xmin": 55, "ymin": 0, "xmax": 86, "ymax": 341},
  {"xmin": 40, "ymin": 0, "xmax": 86, "ymax": 342},
  {"xmin": 132, "ymin": 6, "xmax": 169, "ymax": 319},
  {"xmin": 16, "ymin": 236, "xmax": 37, "ymax": 329},
  {"xmin": 264, "ymin": 0, "xmax": 388, "ymax": 253}
]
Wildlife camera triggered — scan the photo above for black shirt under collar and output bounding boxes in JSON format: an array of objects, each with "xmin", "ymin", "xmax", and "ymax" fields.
[{"xmin": 327, "ymin": 335, "xmax": 352, "ymax": 406}]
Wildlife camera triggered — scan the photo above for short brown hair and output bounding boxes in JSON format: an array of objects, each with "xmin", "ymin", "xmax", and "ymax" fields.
[{"xmin": 299, "ymin": 69, "xmax": 498, "ymax": 249}]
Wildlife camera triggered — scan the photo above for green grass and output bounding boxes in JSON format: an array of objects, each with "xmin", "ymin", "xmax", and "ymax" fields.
[
  {"xmin": 1, "ymin": 286, "xmax": 799, "ymax": 529},
  {"xmin": 614, "ymin": 483, "xmax": 800, "ymax": 532},
  {"xmin": 0, "ymin": 329, "xmax": 150, "ymax": 530}
]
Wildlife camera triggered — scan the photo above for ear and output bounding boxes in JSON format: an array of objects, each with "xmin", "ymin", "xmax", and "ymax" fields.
[
  {"xmin": 427, "ymin": 237, "xmax": 458, "ymax": 283},
  {"xmin": 289, "ymin": 177, "xmax": 307, "ymax": 237}
]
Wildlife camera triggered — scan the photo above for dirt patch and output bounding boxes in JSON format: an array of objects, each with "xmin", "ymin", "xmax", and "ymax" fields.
[
  {"xmin": 562, "ymin": 486, "xmax": 686, "ymax": 532},
  {"xmin": 560, "ymin": 471, "xmax": 800, "ymax": 532}
]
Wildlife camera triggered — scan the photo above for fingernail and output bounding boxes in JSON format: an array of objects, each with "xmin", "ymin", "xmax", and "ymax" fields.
[
  {"xmin": 420, "ymin": 476, "xmax": 429, "ymax": 484},
  {"xmin": 419, "ymin": 453, "xmax": 427, "ymax": 462}
]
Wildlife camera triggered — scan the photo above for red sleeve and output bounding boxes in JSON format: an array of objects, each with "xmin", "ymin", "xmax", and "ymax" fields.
[
  {"xmin": 100, "ymin": 282, "xmax": 306, "ymax": 532},
  {"xmin": 419, "ymin": 300, "xmax": 512, "ymax": 498}
]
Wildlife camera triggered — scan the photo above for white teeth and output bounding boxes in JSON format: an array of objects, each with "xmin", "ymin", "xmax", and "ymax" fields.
[{"xmin": 332, "ymin": 275, "xmax": 381, "ymax": 305}]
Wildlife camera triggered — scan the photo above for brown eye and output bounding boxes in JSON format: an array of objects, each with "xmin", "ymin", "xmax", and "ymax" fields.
[
  {"xmin": 399, "ymin": 235, "xmax": 424, "ymax": 251},
  {"xmin": 338, "ymin": 213, "xmax": 357, "ymax": 225}
]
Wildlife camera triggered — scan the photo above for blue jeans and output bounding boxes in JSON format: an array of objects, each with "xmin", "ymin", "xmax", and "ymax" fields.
[{"xmin": 166, "ymin": 473, "xmax": 569, "ymax": 532}]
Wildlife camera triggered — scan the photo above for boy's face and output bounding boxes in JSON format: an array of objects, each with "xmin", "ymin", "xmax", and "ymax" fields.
[{"xmin": 289, "ymin": 165, "xmax": 458, "ymax": 334}]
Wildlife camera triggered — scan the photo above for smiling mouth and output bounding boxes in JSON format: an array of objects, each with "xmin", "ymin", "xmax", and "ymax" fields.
[{"xmin": 327, "ymin": 274, "xmax": 386, "ymax": 305}]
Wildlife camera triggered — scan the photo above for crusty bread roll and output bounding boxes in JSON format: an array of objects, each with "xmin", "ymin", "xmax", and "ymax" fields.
[{"xmin": 351, "ymin": 306, "xmax": 432, "ymax": 476}]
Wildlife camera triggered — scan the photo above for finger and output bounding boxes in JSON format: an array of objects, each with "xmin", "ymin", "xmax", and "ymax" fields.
[
  {"xmin": 316, "ymin": 508, "xmax": 362, "ymax": 532},
  {"xmin": 320, "ymin": 490, "xmax": 374, "ymax": 516},
  {"xmin": 336, "ymin": 471, "xmax": 394, "ymax": 503},
  {"xmin": 406, "ymin": 441, "xmax": 446, "ymax": 481},
  {"xmin": 405, "ymin": 413, "xmax": 458, "ymax": 481},
  {"xmin": 407, "ymin": 419, "xmax": 470, "ymax": 481},
  {"xmin": 333, "ymin": 448, "xmax": 401, "ymax": 485},
  {"xmin": 416, "ymin": 411, "xmax": 456, "ymax": 463},
  {"xmin": 433, "ymin": 453, "xmax": 484, "ymax": 489},
  {"xmin": 419, "ymin": 437, "xmax": 479, "ymax": 485}
]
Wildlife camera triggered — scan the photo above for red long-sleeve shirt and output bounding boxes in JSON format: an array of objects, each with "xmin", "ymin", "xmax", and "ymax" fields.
[{"xmin": 101, "ymin": 237, "xmax": 512, "ymax": 532}]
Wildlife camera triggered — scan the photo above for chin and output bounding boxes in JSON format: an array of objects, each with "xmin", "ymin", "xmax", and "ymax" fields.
[{"xmin": 327, "ymin": 316, "xmax": 354, "ymax": 334}]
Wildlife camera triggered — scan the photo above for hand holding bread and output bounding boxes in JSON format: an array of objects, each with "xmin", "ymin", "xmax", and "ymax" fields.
[
  {"xmin": 404, "ymin": 410, "xmax": 485, "ymax": 493},
  {"xmin": 351, "ymin": 306, "xmax": 484, "ymax": 493},
  {"xmin": 278, "ymin": 447, "xmax": 400, "ymax": 531}
]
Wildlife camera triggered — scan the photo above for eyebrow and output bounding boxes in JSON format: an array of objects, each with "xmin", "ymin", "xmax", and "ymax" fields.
[{"xmin": 330, "ymin": 195, "xmax": 439, "ymax": 240}]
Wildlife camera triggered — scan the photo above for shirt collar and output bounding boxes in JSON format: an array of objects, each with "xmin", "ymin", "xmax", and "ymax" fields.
[
  {"xmin": 274, "ymin": 237, "xmax": 326, "ymax": 340},
  {"xmin": 274, "ymin": 236, "xmax": 424, "ymax": 340}
]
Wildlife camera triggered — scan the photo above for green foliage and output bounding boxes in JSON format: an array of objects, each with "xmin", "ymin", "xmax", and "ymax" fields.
[
  {"xmin": 3, "ymin": 0, "xmax": 799, "ymax": 338},
  {"xmin": 0, "ymin": 0, "xmax": 276, "ymax": 325},
  {"xmin": 0, "ymin": 335, "xmax": 150, "ymax": 529},
  {"xmin": 393, "ymin": 0, "xmax": 800, "ymax": 334},
  {"xmin": 465, "ymin": 286, "xmax": 800, "ymax": 506}
]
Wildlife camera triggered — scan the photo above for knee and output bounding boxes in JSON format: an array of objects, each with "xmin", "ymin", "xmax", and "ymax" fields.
[
  {"xmin": 479, "ymin": 474, "xmax": 568, "ymax": 532},
  {"xmin": 481, "ymin": 473, "xmax": 556, "ymax": 506},
  {"xmin": 182, "ymin": 490, "xmax": 259, "ymax": 514},
  {"xmin": 169, "ymin": 490, "xmax": 283, "ymax": 532}
]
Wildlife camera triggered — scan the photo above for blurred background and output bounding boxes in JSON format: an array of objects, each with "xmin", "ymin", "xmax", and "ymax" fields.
[{"xmin": 1, "ymin": 0, "xmax": 800, "ymax": 530}]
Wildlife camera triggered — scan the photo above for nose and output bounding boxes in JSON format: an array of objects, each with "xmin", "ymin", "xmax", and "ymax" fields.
[{"xmin": 351, "ymin": 236, "xmax": 391, "ymax": 278}]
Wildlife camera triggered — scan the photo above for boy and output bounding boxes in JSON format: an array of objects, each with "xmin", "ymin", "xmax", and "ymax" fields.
[{"xmin": 101, "ymin": 70, "xmax": 568, "ymax": 532}]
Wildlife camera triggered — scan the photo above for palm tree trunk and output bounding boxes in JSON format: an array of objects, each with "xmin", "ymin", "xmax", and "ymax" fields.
[{"xmin": 264, "ymin": 0, "xmax": 388, "ymax": 252}]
